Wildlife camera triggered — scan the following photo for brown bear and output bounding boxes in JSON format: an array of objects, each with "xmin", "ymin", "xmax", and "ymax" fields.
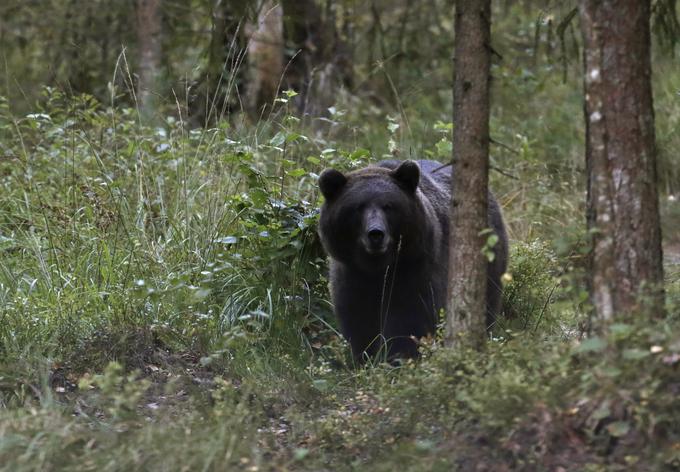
[{"xmin": 318, "ymin": 159, "xmax": 508, "ymax": 361}]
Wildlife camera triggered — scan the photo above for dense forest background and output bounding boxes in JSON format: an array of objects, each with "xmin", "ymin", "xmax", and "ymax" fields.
[{"xmin": 1, "ymin": 0, "xmax": 680, "ymax": 470}]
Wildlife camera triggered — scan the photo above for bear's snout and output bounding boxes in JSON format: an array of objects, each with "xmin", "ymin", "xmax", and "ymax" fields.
[
  {"xmin": 362, "ymin": 207, "xmax": 391, "ymax": 255},
  {"xmin": 367, "ymin": 228, "xmax": 385, "ymax": 244}
]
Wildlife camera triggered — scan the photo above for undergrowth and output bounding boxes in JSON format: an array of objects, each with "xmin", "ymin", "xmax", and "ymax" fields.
[{"xmin": 0, "ymin": 57, "xmax": 679, "ymax": 470}]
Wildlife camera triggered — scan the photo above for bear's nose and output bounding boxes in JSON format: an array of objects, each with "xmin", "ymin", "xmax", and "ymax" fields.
[{"xmin": 367, "ymin": 228, "xmax": 385, "ymax": 244}]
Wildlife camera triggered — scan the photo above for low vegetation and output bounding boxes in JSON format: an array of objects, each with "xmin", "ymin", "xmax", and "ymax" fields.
[{"xmin": 1, "ymin": 46, "xmax": 679, "ymax": 470}]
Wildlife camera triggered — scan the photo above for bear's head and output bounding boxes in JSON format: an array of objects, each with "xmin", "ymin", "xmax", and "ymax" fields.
[{"xmin": 318, "ymin": 160, "xmax": 427, "ymax": 273}]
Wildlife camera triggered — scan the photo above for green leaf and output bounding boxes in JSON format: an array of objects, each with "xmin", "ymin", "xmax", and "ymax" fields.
[
  {"xmin": 349, "ymin": 148, "xmax": 370, "ymax": 160},
  {"xmin": 312, "ymin": 379, "xmax": 329, "ymax": 391},
  {"xmin": 609, "ymin": 323, "xmax": 633, "ymax": 337},
  {"xmin": 592, "ymin": 403, "xmax": 611, "ymax": 420},
  {"xmin": 285, "ymin": 132, "xmax": 307, "ymax": 143},
  {"xmin": 435, "ymin": 138, "xmax": 452, "ymax": 157},
  {"xmin": 606, "ymin": 421, "xmax": 630, "ymax": 437},
  {"xmin": 434, "ymin": 121, "xmax": 453, "ymax": 132},
  {"xmin": 482, "ymin": 248, "xmax": 496, "ymax": 262},
  {"xmin": 287, "ymin": 168, "xmax": 307, "ymax": 178},
  {"xmin": 574, "ymin": 336, "xmax": 607, "ymax": 354},
  {"xmin": 622, "ymin": 349, "xmax": 650, "ymax": 360},
  {"xmin": 293, "ymin": 448, "xmax": 309, "ymax": 461},
  {"xmin": 601, "ymin": 366, "xmax": 622, "ymax": 378},
  {"xmin": 249, "ymin": 188, "xmax": 268, "ymax": 207},
  {"xmin": 487, "ymin": 234, "xmax": 499, "ymax": 248},
  {"xmin": 270, "ymin": 131, "xmax": 285, "ymax": 147}
]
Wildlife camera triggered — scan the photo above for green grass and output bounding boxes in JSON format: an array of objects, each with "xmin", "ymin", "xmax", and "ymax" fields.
[{"xmin": 0, "ymin": 54, "xmax": 680, "ymax": 470}]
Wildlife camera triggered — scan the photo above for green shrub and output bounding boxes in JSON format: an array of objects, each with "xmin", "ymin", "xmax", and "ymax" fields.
[{"xmin": 500, "ymin": 240, "xmax": 562, "ymax": 334}]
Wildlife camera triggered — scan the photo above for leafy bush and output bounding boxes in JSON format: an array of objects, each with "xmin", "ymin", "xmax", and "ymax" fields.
[{"xmin": 500, "ymin": 240, "xmax": 569, "ymax": 335}]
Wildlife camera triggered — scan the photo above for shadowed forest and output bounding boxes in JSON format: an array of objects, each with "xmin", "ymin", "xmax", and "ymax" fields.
[{"xmin": 1, "ymin": 0, "xmax": 680, "ymax": 470}]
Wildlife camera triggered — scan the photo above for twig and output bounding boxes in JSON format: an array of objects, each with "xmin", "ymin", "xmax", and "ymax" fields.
[
  {"xmin": 431, "ymin": 159, "xmax": 518, "ymax": 180},
  {"xmin": 490, "ymin": 165, "xmax": 519, "ymax": 180},
  {"xmin": 490, "ymin": 137, "xmax": 519, "ymax": 155},
  {"xmin": 431, "ymin": 160, "xmax": 453, "ymax": 174}
]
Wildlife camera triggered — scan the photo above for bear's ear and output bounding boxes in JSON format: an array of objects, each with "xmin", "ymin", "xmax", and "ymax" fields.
[
  {"xmin": 392, "ymin": 160, "xmax": 420, "ymax": 193},
  {"xmin": 319, "ymin": 169, "xmax": 348, "ymax": 201}
]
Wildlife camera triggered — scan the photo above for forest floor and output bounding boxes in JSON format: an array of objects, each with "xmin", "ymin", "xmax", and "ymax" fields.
[{"xmin": 12, "ymin": 249, "xmax": 675, "ymax": 471}]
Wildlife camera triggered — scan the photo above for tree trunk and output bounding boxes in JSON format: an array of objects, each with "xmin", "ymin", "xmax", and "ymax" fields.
[
  {"xmin": 246, "ymin": 0, "xmax": 284, "ymax": 117},
  {"xmin": 280, "ymin": 0, "xmax": 352, "ymax": 124},
  {"xmin": 446, "ymin": 0, "xmax": 492, "ymax": 350},
  {"xmin": 579, "ymin": 0, "xmax": 665, "ymax": 328},
  {"xmin": 136, "ymin": 0, "xmax": 163, "ymax": 119},
  {"xmin": 187, "ymin": 0, "xmax": 249, "ymax": 126}
]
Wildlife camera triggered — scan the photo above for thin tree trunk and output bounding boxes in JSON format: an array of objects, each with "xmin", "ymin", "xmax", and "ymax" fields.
[
  {"xmin": 579, "ymin": 0, "xmax": 665, "ymax": 327},
  {"xmin": 246, "ymin": 0, "xmax": 284, "ymax": 117},
  {"xmin": 446, "ymin": 0, "xmax": 492, "ymax": 350},
  {"xmin": 187, "ymin": 0, "xmax": 249, "ymax": 126},
  {"xmin": 136, "ymin": 0, "xmax": 162, "ymax": 119},
  {"xmin": 280, "ymin": 0, "xmax": 352, "ymax": 123}
]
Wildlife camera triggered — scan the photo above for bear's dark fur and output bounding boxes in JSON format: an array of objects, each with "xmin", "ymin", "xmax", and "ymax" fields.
[{"xmin": 318, "ymin": 159, "xmax": 508, "ymax": 361}]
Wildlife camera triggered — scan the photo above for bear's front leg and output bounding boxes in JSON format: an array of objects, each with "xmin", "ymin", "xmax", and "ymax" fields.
[
  {"xmin": 329, "ymin": 269, "xmax": 384, "ymax": 362},
  {"xmin": 381, "ymin": 300, "xmax": 437, "ymax": 360}
]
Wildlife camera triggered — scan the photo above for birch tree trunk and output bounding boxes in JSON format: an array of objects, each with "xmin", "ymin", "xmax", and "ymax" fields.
[
  {"xmin": 579, "ymin": 0, "xmax": 665, "ymax": 328},
  {"xmin": 446, "ymin": 0, "xmax": 492, "ymax": 350}
]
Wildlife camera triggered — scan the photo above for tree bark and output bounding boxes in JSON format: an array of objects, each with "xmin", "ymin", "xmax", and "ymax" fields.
[
  {"xmin": 446, "ymin": 0, "xmax": 492, "ymax": 350},
  {"xmin": 579, "ymin": 0, "xmax": 665, "ymax": 327},
  {"xmin": 280, "ymin": 0, "xmax": 352, "ymax": 123},
  {"xmin": 136, "ymin": 0, "xmax": 163, "ymax": 119},
  {"xmin": 246, "ymin": 0, "xmax": 284, "ymax": 117},
  {"xmin": 187, "ymin": 0, "xmax": 249, "ymax": 126}
]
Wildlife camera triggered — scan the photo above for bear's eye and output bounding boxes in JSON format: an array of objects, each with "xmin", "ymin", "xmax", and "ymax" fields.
[{"xmin": 382, "ymin": 202, "xmax": 394, "ymax": 211}]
